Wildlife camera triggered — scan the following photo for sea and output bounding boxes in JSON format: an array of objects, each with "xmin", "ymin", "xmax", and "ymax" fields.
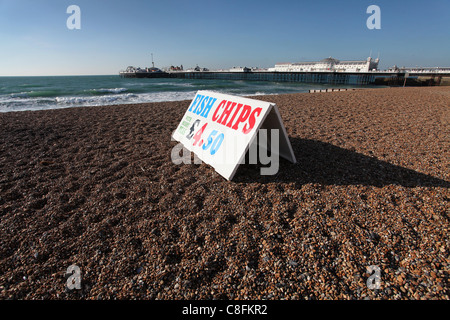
[{"xmin": 0, "ymin": 75, "xmax": 361, "ymax": 113}]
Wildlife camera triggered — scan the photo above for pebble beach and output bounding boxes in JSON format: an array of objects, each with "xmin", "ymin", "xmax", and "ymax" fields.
[{"xmin": 0, "ymin": 86, "xmax": 449, "ymax": 300}]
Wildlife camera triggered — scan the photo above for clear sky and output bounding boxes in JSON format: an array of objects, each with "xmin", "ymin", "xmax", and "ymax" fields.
[{"xmin": 0, "ymin": 0, "xmax": 449, "ymax": 76}]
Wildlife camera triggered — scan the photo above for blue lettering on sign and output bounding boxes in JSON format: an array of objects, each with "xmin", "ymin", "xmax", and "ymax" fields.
[
  {"xmin": 188, "ymin": 94, "xmax": 217, "ymax": 119},
  {"xmin": 188, "ymin": 94, "xmax": 204, "ymax": 112}
]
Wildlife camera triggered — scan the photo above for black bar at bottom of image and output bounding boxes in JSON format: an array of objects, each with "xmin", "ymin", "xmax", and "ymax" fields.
[{"xmin": 1, "ymin": 299, "xmax": 446, "ymax": 318}]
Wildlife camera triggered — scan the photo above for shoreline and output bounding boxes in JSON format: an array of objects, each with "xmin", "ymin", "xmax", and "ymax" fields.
[
  {"xmin": 0, "ymin": 76, "xmax": 390, "ymax": 114},
  {"xmin": 0, "ymin": 86, "xmax": 449, "ymax": 299},
  {"xmin": 0, "ymin": 85, "xmax": 388, "ymax": 114}
]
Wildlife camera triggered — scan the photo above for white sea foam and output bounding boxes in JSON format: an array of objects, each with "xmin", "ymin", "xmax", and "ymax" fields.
[
  {"xmin": 90, "ymin": 87, "xmax": 128, "ymax": 94},
  {"xmin": 0, "ymin": 76, "xmax": 318, "ymax": 113},
  {"xmin": 0, "ymin": 91, "xmax": 198, "ymax": 112}
]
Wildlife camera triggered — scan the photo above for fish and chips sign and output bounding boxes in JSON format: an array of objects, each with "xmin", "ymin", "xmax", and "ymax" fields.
[{"xmin": 172, "ymin": 91, "xmax": 296, "ymax": 180}]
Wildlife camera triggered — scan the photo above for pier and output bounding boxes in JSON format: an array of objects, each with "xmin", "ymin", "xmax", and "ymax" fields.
[{"xmin": 119, "ymin": 70, "xmax": 450, "ymax": 86}]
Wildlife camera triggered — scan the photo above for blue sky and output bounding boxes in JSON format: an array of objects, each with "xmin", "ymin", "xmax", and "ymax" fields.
[{"xmin": 0, "ymin": 0, "xmax": 449, "ymax": 76}]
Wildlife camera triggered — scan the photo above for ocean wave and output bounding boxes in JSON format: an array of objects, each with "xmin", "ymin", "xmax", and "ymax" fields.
[
  {"xmin": 0, "ymin": 77, "xmax": 322, "ymax": 113},
  {"xmin": 245, "ymin": 91, "xmax": 276, "ymax": 97},
  {"xmin": 18, "ymin": 84, "xmax": 44, "ymax": 88},
  {"xmin": 0, "ymin": 91, "xmax": 197, "ymax": 112},
  {"xmin": 55, "ymin": 93, "xmax": 136, "ymax": 105},
  {"xmin": 88, "ymin": 87, "xmax": 128, "ymax": 95},
  {"xmin": 10, "ymin": 90, "xmax": 68, "ymax": 98},
  {"xmin": 0, "ymin": 89, "xmax": 283, "ymax": 113}
]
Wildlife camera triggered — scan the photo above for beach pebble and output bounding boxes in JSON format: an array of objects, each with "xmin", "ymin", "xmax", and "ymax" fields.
[{"xmin": 0, "ymin": 87, "xmax": 449, "ymax": 300}]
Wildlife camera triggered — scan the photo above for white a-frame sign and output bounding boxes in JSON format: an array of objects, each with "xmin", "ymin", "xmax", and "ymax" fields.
[{"xmin": 172, "ymin": 90, "xmax": 296, "ymax": 180}]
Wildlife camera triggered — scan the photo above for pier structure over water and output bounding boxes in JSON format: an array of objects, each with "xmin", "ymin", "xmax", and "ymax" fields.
[
  {"xmin": 119, "ymin": 69, "xmax": 450, "ymax": 86},
  {"xmin": 168, "ymin": 70, "xmax": 378, "ymax": 85}
]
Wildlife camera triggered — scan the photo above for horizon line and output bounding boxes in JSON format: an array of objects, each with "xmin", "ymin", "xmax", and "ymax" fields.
[{"xmin": 0, "ymin": 74, "xmax": 117, "ymax": 77}]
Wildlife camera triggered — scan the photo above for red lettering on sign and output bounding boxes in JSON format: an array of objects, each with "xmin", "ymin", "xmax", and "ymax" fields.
[
  {"xmin": 226, "ymin": 103, "xmax": 243, "ymax": 128},
  {"xmin": 243, "ymin": 107, "xmax": 262, "ymax": 134},
  {"xmin": 211, "ymin": 100, "xmax": 262, "ymax": 134},
  {"xmin": 231, "ymin": 104, "xmax": 251, "ymax": 131},
  {"xmin": 212, "ymin": 99, "xmax": 227, "ymax": 122},
  {"xmin": 218, "ymin": 101, "xmax": 237, "ymax": 125}
]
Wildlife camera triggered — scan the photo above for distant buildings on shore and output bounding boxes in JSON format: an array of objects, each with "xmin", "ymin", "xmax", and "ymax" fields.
[
  {"xmin": 388, "ymin": 65, "xmax": 450, "ymax": 74},
  {"xmin": 121, "ymin": 56, "xmax": 450, "ymax": 75},
  {"xmin": 269, "ymin": 57, "xmax": 380, "ymax": 73},
  {"xmin": 123, "ymin": 66, "xmax": 163, "ymax": 73}
]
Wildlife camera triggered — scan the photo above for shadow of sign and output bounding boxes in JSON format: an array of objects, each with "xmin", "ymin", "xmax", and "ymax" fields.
[{"xmin": 235, "ymin": 138, "xmax": 450, "ymax": 189}]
